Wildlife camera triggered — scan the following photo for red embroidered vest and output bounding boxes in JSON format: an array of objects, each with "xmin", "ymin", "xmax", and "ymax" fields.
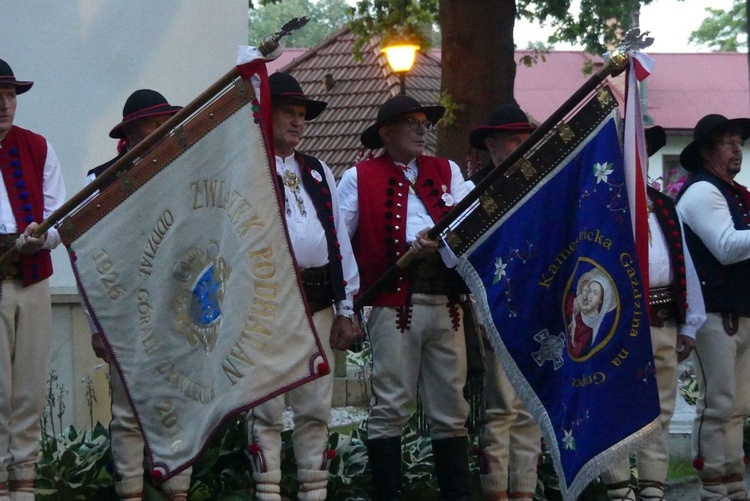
[
  {"xmin": 0, "ymin": 126, "xmax": 53, "ymax": 285},
  {"xmin": 354, "ymin": 154, "xmax": 454, "ymax": 306}
]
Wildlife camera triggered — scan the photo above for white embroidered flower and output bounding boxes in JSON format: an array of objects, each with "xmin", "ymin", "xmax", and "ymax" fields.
[
  {"xmin": 493, "ymin": 257, "xmax": 507, "ymax": 284},
  {"xmin": 593, "ymin": 162, "xmax": 614, "ymax": 184},
  {"xmin": 563, "ymin": 429, "xmax": 576, "ymax": 450}
]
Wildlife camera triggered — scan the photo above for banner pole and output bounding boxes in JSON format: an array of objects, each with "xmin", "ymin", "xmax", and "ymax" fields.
[
  {"xmin": 354, "ymin": 50, "xmax": 630, "ymax": 309},
  {"xmin": 0, "ymin": 17, "xmax": 311, "ymax": 267},
  {"xmin": 0, "ymin": 68, "xmax": 241, "ymax": 268}
]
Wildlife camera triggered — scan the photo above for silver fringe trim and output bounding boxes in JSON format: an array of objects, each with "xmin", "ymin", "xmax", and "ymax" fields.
[{"xmin": 456, "ymin": 257, "xmax": 661, "ymax": 501}]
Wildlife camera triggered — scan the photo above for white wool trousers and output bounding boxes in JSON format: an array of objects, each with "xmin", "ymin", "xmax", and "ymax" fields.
[
  {"xmin": 248, "ymin": 306, "xmax": 336, "ymax": 472},
  {"xmin": 366, "ymin": 296, "xmax": 469, "ymax": 441},
  {"xmin": 601, "ymin": 322, "xmax": 679, "ymax": 487},
  {"xmin": 479, "ymin": 347, "xmax": 541, "ymax": 497},
  {"xmin": 0, "ymin": 279, "xmax": 51, "ymax": 485}
]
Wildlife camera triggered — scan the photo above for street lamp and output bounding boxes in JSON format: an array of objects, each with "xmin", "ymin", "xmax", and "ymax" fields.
[{"xmin": 382, "ymin": 40, "xmax": 420, "ymax": 95}]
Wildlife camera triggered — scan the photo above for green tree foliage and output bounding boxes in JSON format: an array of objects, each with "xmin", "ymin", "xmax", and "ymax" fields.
[
  {"xmin": 248, "ymin": 0, "xmax": 353, "ymax": 47},
  {"xmin": 689, "ymin": 0, "xmax": 747, "ymax": 51},
  {"xmin": 348, "ymin": 0, "xmax": 439, "ymax": 58},
  {"xmin": 521, "ymin": 0, "xmax": 647, "ymax": 55},
  {"xmin": 348, "ymin": 0, "xmax": 657, "ymax": 162},
  {"xmin": 350, "ymin": 0, "xmax": 659, "ymax": 57}
]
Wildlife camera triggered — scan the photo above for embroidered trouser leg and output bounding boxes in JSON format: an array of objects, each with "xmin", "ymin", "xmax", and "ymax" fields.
[
  {"xmin": 248, "ymin": 307, "xmax": 335, "ymax": 499},
  {"xmin": 691, "ymin": 313, "xmax": 750, "ymax": 499},
  {"xmin": 110, "ymin": 364, "xmax": 146, "ymax": 498},
  {"xmin": 479, "ymin": 348, "xmax": 540, "ymax": 500},
  {"xmin": 0, "ymin": 279, "xmax": 51, "ymax": 486},
  {"xmin": 366, "ymin": 296, "xmax": 469, "ymax": 441},
  {"xmin": 637, "ymin": 323, "xmax": 678, "ymax": 495},
  {"xmin": 602, "ymin": 323, "xmax": 679, "ymax": 500}
]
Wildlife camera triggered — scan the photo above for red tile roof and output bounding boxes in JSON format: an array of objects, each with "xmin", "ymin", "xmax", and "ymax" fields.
[
  {"xmin": 641, "ymin": 52, "xmax": 750, "ymax": 133},
  {"xmin": 274, "ymin": 28, "xmax": 441, "ymax": 177},
  {"xmin": 266, "ymin": 48, "xmax": 307, "ymax": 74},
  {"xmin": 272, "ymin": 30, "xmax": 750, "ymax": 176}
]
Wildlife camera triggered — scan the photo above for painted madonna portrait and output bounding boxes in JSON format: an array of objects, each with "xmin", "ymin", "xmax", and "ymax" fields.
[{"xmin": 564, "ymin": 265, "xmax": 618, "ymax": 359}]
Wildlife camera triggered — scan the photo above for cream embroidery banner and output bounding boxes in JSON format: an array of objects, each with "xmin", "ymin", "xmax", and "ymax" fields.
[{"xmin": 60, "ymin": 61, "xmax": 325, "ymax": 479}]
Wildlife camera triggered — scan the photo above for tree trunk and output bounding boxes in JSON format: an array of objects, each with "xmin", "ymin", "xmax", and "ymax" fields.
[
  {"xmin": 437, "ymin": 0, "xmax": 517, "ymax": 171},
  {"xmin": 746, "ymin": 0, "xmax": 750, "ymax": 110}
]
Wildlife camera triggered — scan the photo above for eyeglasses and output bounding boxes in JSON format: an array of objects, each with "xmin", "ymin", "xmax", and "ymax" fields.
[
  {"xmin": 396, "ymin": 118, "xmax": 434, "ymax": 132},
  {"xmin": 715, "ymin": 137, "xmax": 745, "ymax": 149}
]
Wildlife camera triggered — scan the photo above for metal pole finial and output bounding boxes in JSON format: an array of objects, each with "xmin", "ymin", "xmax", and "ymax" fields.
[{"xmin": 258, "ymin": 16, "xmax": 310, "ymax": 57}]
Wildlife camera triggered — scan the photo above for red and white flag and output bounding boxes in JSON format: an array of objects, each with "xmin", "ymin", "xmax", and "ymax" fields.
[{"xmin": 623, "ymin": 52, "xmax": 655, "ymax": 293}]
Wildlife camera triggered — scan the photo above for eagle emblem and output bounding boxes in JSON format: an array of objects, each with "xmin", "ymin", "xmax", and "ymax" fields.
[{"xmin": 172, "ymin": 241, "xmax": 231, "ymax": 353}]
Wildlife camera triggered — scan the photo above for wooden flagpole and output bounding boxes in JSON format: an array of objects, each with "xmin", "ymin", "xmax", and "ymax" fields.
[
  {"xmin": 0, "ymin": 68, "xmax": 242, "ymax": 269},
  {"xmin": 354, "ymin": 49, "xmax": 631, "ymax": 309},
  {"xmin": 0, "ymin": 17, "xmax": 309, "ymax": 268}
]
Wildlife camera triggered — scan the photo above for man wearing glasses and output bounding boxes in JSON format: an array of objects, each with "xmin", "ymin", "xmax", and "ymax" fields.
[
  {"xmin": 676, "ymin": 114, "xmax": 750, "ymax": 501},
  {"xmin": 338, "ymin": 95, "xmax": 472, "ymax": 500}
]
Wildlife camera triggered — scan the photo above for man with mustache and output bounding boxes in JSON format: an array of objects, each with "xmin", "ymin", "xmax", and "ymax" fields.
[{"xmin": 676, "ymin": 114, "xmax": 750, "ymax": 501}]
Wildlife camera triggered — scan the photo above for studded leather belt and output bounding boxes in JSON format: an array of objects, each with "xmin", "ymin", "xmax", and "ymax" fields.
[{"xmin": 649, "ymin": 285, "xmax": 678, "ymax": 327}]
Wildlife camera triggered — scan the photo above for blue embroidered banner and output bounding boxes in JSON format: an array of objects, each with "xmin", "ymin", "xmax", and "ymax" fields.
[{"xmin": 452, "ymin": 99, "xmax": 659, "ymax": 499}]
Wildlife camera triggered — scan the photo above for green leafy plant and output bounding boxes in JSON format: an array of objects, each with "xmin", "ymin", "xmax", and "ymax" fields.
[
  {"xmin": 166, "ymin": 415, "xmax": 254, "ymax": 500},
  {"xmin": 678, "ymin": 361, "xmax": 699, "ymax": 406},
  {"xmin": 36, "ymin": 422, "xmax": 115, "ymax": 501}
]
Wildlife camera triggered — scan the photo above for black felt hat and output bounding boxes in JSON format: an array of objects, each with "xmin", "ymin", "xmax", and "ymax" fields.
[
  {"xmin": 0, "ymin": 58, "xmax": 33, "ymax": 94},
  {"xmin": 269, "ymin": 72, "xmax": 327, "ymax": 121},
  {"xmin": 645, "ymin": 126, "xmax": 666, "ymax": 157},
  {"xmin": 679, "ymin": 114, "xmax": 750, "ymax": 172},
  {"xmin": 109, "ymin": 89, "xmax": 182, "ymax": 139},
  {"xmin": 469, "ymin": 104, "xmax": 536, "ymax": 150},
  {"xmin": 360, "ymin": 95, "xmax": 445, "ymax": 149}
]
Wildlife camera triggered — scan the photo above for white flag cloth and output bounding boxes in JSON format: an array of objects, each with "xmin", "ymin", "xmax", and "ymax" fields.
[{"xmin": 60, "ymin": 58, "xmax": 326, "ymax": 480}]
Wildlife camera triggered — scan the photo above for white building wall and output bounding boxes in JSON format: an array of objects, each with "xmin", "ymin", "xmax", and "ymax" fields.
[{"xmin": 1, "ymin": 1, "xmax": 249, "ymax": 431}]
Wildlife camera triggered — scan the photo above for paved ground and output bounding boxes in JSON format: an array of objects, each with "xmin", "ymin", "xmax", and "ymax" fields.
[
  {"xmin": 665, "ymin": 476, "xmax": 701, "ymax": 500},
  {"xmin": 665, "ymin": 468, "xmax": 750, "ymax": 500}
]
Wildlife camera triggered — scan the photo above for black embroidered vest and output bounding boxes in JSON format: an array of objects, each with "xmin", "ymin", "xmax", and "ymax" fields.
[
  {"xmin": 677, "ymin": 171, "xmax": 750, "ymax": 314},
  {"xmin": 293, "ymin": 152, "xmax": 347, "ymax": 302},
  {"xmin": 648, "ymin": 186, "xmax": 688, "ymax": 324}
]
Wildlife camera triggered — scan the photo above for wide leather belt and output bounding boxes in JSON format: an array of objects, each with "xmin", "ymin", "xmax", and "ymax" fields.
[
  {"xmin": 409, "ymin": 253, "xmax": 453, "ymax": 295},
  {"xmin": 0, "ymin": 236, "xmax": 22, "ymax": 280},
  {"xmin": 300, "ymin": 266, "xmax": 334, "ymax": 313},
  {"xmin": 0, "ymin": 233, "xmax": 19, "ymax": 247},
  {"xmin": 649, "ymin": 285, "xmax": 677, "ymax": 327}
]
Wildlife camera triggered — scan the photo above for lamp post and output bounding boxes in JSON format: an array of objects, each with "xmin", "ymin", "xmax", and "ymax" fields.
[{"xmin": 382, "ymin": 40, "xmax": 419, "ymax": 95}]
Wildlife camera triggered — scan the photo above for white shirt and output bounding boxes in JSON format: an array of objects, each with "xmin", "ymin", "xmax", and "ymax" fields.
[
  {"xmin": 276, "ymin": 153, "xmax": 359, "ymax": 312},
  {"xmin": 677, "ymin": 180, "xmax": 750, "ymax": 265},
  {"xmin": 0, "ymin": 140, "xmax": 65, "ymax": 249},
  {"xmin": 337, "ymin": 156, "xmax": 470, "ymax": 241},
  {"xmin": 648, "ymin": 200, "xmax": 706, "ymax": 338}
]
